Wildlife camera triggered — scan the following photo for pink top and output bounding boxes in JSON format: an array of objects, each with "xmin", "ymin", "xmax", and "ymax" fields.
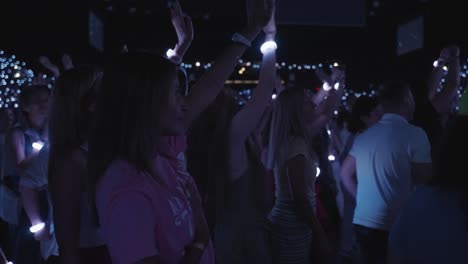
[{"xmin": 96, "ymin": 136, "xmax": 214, "ymax": 264}]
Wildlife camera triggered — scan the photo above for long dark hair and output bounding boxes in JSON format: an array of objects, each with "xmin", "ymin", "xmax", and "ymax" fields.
[
  {"xmin": 270, "ymin": 87, "xmax": 311, "ymax": 166},
  {"xmin": 89, "ymin": 52, "xmax": 177, "ymax": 190},
  {"xmin": 48, "ymin": 67, "xmax": 101, "ymax": 155},
  {"xmin": 186, "ymin": 89, "xmax": 239, "ymax": 229},
  {"xmin": 48, "ymin": 66, "xmax": 102, "ymax": 210}
]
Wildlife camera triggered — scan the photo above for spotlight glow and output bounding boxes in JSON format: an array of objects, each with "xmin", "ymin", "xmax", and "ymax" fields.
[{"xmin": 328, "ymin": 155, "xmax": 336, "ymax": 161}]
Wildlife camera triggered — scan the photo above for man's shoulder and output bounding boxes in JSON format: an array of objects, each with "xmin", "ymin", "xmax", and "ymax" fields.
[{"xmin": 404, "ymin": 122, "xmax": 429, "ymax": 138}]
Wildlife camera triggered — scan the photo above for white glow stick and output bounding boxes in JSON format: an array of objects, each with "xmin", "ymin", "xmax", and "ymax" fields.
[
  {"xmin": 323, "ymin": 82, "xmax": 332, "ymax": 91},
  {"xmin": 29, "ymin": 222, "xmax": 45, "ymax": 233},
  {"xmin": 32, "ymin": 141, "xmax": 44, "ymax": 151},
  {"xmin": 166, "ymin": 49, "xmax": 177, "ymax": 58},
  {"xmin": 260, "ymin": 41, "xmax": 277, "ymax": 54},
  {"xmin": 334, "ymin": 82, "xmax": 340, "ymax": 90}
]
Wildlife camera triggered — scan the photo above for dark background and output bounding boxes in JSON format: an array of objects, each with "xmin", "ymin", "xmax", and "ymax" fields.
[{"xmin": 1, "ymin": 0, "xmax": 466, "ymax": 94}]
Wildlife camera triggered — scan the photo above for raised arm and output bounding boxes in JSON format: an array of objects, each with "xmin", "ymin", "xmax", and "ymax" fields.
[
  {"xmin": 427, "ymin": 55, "xmax": 446, "ymax": 101},
  {"xmin": 184, "ymin": 0, "xmax": 274, "ymax": 128},
  {"xmin": 309, "ymin": 68, "xmax": 346, "ymax": 132},
  {"xmin": 39, "ymin": 54, "xmax": 74, "ymax": 78},
  {"xmin": 167, "ymin": 0, "xmax": 194, "ymax": 64},
  {"xmin": 230, "ymin": 16, "xmax": 277, "ymax": 144},
  {"xmin": 431, "ymin": 45, "xmax": 461, "ymax": 114}
]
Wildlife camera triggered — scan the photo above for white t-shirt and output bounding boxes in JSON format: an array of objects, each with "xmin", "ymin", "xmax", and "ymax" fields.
[
  {"xmin": 349, "ymin": 114, "xmax": 431, "ymax": 230},
  {"xmin": 389, "ymin": 186, "xmax": 468, "ymax": 263}
]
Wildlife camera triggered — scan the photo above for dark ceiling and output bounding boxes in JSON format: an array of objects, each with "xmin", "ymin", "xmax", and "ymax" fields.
[{"xmin": 1, "ymin": 0, "xmax": 466, "ymax": 91}]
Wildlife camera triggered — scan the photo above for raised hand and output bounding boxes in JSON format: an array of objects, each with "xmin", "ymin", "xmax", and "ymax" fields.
[
  {"xmin": 315, "ymin": 68, "xmax": 333, "ymax": 87},
  {"xmin": 170, "ymin": 0, "xmax": 193, "ymax": 51},
  {"xmin": 263, "ymin": 5, "xmax": 276, "ymax": 37},
  {"xmin": 247, "ymin": 0, "xmax": 275, "ymax": 29},
  {"xmin": 39, "ymin": 54, "xmax": 75, "ymax": 78},
  {"xmin": 31, "ymin": 72, "xmax": 49, "ymax": 86}
]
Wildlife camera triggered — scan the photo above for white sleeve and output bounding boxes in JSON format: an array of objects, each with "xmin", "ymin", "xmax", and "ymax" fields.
[{"xmin": 410, "ymin": 128, "xmax": 432, "ymax": 163}]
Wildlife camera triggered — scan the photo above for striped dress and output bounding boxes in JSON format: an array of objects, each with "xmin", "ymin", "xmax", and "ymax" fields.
[{"xmin": 268, "ymin": 137, "xmax": 318, "ymax": 264}]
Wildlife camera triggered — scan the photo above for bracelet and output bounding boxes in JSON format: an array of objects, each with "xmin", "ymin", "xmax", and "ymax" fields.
[
  {"xmin": 29, "ymin": 222, "xmax": 45, "ymax": 233},
  {"xmin": 32, "ymin": 141, "xmax": 45, "ymax": 151},
  {"xmin": 322, "ymin": 82, "xmax": 332, "ymax": 91},
  {"xmin": 231, "ymin": 33, "xmax": 252, "ymax": 47},
  {"xmin": 166, "ymin": 49, "xmax": 183, "ymax": 65},
  {"xmin": 260, "ymin": 40, "xmax": 277, "ymax": 54}
]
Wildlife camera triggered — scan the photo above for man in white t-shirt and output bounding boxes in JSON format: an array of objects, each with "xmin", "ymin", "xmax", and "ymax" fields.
[{"xmin": 340, "ymin": 81, "xmax": 432, "ymax": 264}]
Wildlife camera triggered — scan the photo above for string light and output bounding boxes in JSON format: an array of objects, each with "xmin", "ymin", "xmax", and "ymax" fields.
[{"xmin": 0, "ymin": 50, "xmax": 54, "ymax": 109}]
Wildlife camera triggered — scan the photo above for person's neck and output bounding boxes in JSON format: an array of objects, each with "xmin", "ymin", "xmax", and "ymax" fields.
[{"xmin": 384, "ymin": 110, "xmax": 409, "ymax": 121}]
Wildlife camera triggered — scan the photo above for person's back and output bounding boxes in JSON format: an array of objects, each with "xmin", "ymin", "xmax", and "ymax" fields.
[
  {"xmin": 352, "ymin": 113, "xmax": 429, "ymax": 230},
  {"xmin": 341, "ymin": 80, "xmax": 432, "ymax": 264}
]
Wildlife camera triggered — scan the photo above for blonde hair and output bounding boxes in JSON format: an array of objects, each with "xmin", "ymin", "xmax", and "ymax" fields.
[{"xmin": 269, "ymin": 88, "xmax": 312, "ymax": 167}]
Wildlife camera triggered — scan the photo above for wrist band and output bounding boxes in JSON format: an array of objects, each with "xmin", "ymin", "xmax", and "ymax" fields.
[
  {"xmin": 231, "ymin": 33, "xmax": 252, "ymax": 47},
  {"xmin": 166, "ymin": 49, "xmax": 183, "ymax": 65},
  {"xmin": 322, "ymin": 82, "xmax": 332, "ymax": 91},
  {"xmin": 30, "ymin": 222, "xmax": 45, "ymax": 233},
  {"xmin": 260, "ymin": 40, "xmax": 277, "ymax": 54}
]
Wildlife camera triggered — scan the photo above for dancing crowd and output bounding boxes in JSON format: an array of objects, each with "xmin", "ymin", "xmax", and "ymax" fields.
[{"xmin": 1, "ymin": 0, "xmax": 467, "ymax": 264}]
